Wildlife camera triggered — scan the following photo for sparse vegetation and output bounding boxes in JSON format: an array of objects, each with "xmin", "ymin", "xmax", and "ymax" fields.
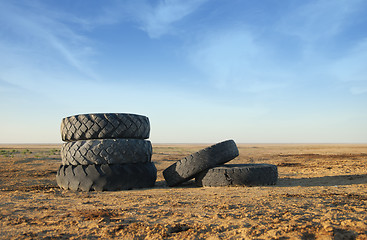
[
  {"xmin": 22, "ymin": 149, "xmax": 32, "ymax": 154},
  {"xmin": 0, "ymin": 148, "xmax": 61, "ymax": 159},
  {"xmin": 49, "ymin": 149, "xmax": 59, "ymax": 155},
  {"xmin": 0, "ymin": 149, "xmax": 20, "ymax": 157}
]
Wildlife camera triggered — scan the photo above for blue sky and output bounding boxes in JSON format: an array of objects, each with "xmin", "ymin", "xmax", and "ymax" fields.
[{"xmin": 0, "ymin": 0, "xmax": 366, "ymax": 144}]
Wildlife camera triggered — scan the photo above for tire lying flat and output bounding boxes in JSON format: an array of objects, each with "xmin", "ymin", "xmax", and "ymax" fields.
[
  {"xmin": 56, "ymin": 162, "xmax": 157, "ymax": 191},
  {"xmin": 61, "ymin": 139, "xmax": 152, "ymax": 165},
  {"xmin": 61, "ymin": 113, "xmax": 150, "ymax": 142},
  {"xmin": 195, "ymin": 164, "xmax": 278, "ymax": 187},
  {"xmin": 163, "ymin": 140, "xmax": 239, "ymax": 187}
]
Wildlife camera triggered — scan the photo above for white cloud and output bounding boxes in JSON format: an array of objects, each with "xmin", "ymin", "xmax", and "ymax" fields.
[
  {"xmin": 328, "ymin": 39, "xmax": 367, "ymax": 94},
  {"xmin": 0, "ymin": 78, "xmax": 24, "ymax": 93},
  {"xmin": 189, "ymin": 29, "xmax": 291, "ymax": 93},
  {"xmin": 126, "ymin": 0, "xmax": 208, "ymax": 38},
  {"xmin": 274, "ymin": 0, "xmax": 367, "ymax": 96},
  {"xmin": 0, "ymin": 1, "xmax": 97, "ymax": 79},
  {"xmin": 278, "ymin": 0, "xmax": 364, "ymax": 42},
  {"xmin": 65, "ymin": 0, "xmax": 207, "ymax": 38},
  {"xmin": 186, "ymin": 0, "xmax": 367, "ymax": 96}
]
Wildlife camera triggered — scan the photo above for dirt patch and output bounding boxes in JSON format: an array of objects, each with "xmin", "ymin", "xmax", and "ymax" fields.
[
  {"xmin": 277, "ymin": 162, "xmax": 303, "ymax": 167},
  {"xmin": 0, "ymin": 144, "xmax": 366, "ymax": 239}
]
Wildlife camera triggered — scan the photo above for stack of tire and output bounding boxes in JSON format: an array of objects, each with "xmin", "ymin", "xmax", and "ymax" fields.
[
  {"xmin": 56, "ymin": 113, "xmax": 157, "ymax": 191},
  {"xmin": 163, "ymin": 140, "xmax": 278, "ymax": 187}
]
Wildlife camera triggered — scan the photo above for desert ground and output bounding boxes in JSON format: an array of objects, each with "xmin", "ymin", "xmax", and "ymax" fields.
[{"xmin": 0, "ymin": 143, "xmax": 366, "ymax": 239}]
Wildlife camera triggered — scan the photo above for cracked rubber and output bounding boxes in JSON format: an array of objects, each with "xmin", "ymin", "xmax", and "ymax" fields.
[
  {"xmin": 61, "ymin": 139, "xmax": 152, "ymax": 165},
  {"xmin": 163, "ymin": 140, "xmax": 239, "ymax": 187},
  {"xmin": 61, "ymin": 113, "xmax": 150, "ymax": 142},
  {"xmin": 56, "ymin": 162, "xmax": 157, "ymax": 191},
  {"xmin": 195, "ymin": 164, "xmax": 278, "ymax": 187}
]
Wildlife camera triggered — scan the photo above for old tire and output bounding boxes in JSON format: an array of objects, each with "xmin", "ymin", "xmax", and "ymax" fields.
[
  {"xmin": 61, "ymin": 113, "xmax": 150, "ymax": 142},
  {"xmin": 163, "ymin": 140, "xmax": 239, "ymax": 187},
  {"xmin": 56, "ymin": 162, "xmax": 157, "ymax": 191},
  {"xmin": 195, "ymin": 164, "xmax": 278, "ymax": 187},
  {"xmin": 61, "ymin": 139, "xmax": 152, "ymax": 165}
]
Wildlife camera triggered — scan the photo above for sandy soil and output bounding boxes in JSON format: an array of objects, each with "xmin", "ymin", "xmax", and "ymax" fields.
[{"xmin": 0, "ymin": 144, "xmax": 366, "ymax": 239}]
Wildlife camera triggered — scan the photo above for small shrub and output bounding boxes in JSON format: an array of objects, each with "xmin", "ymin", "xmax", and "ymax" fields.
[{"xmin": 23, "ymin": 149, "xmax": 31, "ymax": 155}]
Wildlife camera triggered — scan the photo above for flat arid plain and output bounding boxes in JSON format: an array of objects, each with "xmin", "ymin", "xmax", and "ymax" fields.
[{"xmin": 0, "ymin": 144, "xmax": 366, "ymax": 239}]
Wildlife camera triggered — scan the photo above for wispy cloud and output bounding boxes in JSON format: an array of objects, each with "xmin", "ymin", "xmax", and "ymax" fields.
[
  {"xmin": 0, "ymin": 78, "xmax": 24, "ymax": 93},
  {"xmin": 188, "ymin": 29, "xmax": 292, "ymax": 93},
  {"xmin": 277, "ymin": 0, "xmax": 364, "ymax": 43},
  {"xmin": 278, "ymin": 0, "xmax": 367, "ymax": 95},
  {"xmin": 187, "ymin": 0, "xmax": 367, "ymax": 95},
  {"xmin": 328, "ymin": 39, "xmax": 367, "ymax": 95},
  {"xmin": 118, "ymin": 0, "xmax": 208, "ymax": 38},
  {"xmin": 0, "ymin": 1, "xmax": 97, "ymax": 79},
  {"xmin": 70, "ymin": 0, "xmax": 208, "ymax": 38}
]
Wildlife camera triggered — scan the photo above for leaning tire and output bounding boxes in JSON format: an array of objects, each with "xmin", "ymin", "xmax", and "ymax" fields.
[
  {"xmin": 61, "ymin": 113, "xmax": 150, "ymax": 142},
  {"xmin": 195, "ymin": 164, "xmax": 278, "ymax": 187},
  {"xmin": 56, "ymin": 162, "xmax": 157, "ymax": 191},
  {"xmin": 61, "ymin": 139, "xmax": 152, "ymax": 165},
  {"xmin": 163, "ymin": 140, "xmax": 239, "ymax": 187}
]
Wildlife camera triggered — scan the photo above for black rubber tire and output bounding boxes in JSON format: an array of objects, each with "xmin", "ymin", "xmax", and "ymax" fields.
[
  {"xmin": 163, "ymin": 140, "xmax": 239, "ymax": 187},
  {"xmin": 61, "ymin": 113, "xmax": 150, "ymax": 142},
  {"xmin": 61, "ymin": 139, "xmax": 152, "ymax": 165},
  {"xmin": 56, "ymin": 162, "xmax": 157, "ymax": 191},
  {"xmin": 195, "ymin": 164, "xmax": 278, "ymax": 187}
]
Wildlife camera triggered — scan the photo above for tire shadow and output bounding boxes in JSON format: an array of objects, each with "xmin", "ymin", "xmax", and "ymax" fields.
[
  {"xmin": 277, "ymin": 174, "xmax": 367, "ymax": 187},
  {"xmin": 154, "ymin": 174, "xmax": 367, "ymax": 189},
  {"xmin": 153, "ymin": 180, "xmax": 197, "ymax": 189}
]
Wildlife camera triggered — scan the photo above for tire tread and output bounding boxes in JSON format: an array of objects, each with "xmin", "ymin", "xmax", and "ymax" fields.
[
  {"xmin": 56, "ymin": 163, "xmax": 157, "ymax": 191},
  {"xmin": 163, "ymin": 140, "xmax": 239, "ymax": 187},
  {"xmin": 61, "ymin": 113, "xmax": 150, "ymax": 141},
  {"xmin": 195, "ymin": 164, "xmax": 278, "ymax": 187}
]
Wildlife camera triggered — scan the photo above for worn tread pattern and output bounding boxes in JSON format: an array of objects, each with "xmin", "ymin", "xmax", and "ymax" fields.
[
  {"xmin": 163, "ymin": 140, "xmax": 239, "ymax": 187},
  {"xmin": 61, "ymin": 139, "xmax": 152, "ymax": 165},
  {"xmin": 61, "ymin": 113, "xmax": 150, "ymax": 142},
  {"xmin": 195, "ymin": 164, "xmax": 278, "ymax": 187},
  {"xmin": 56, "ymin": 162, "xmax": 157, "ymax": 191}
]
